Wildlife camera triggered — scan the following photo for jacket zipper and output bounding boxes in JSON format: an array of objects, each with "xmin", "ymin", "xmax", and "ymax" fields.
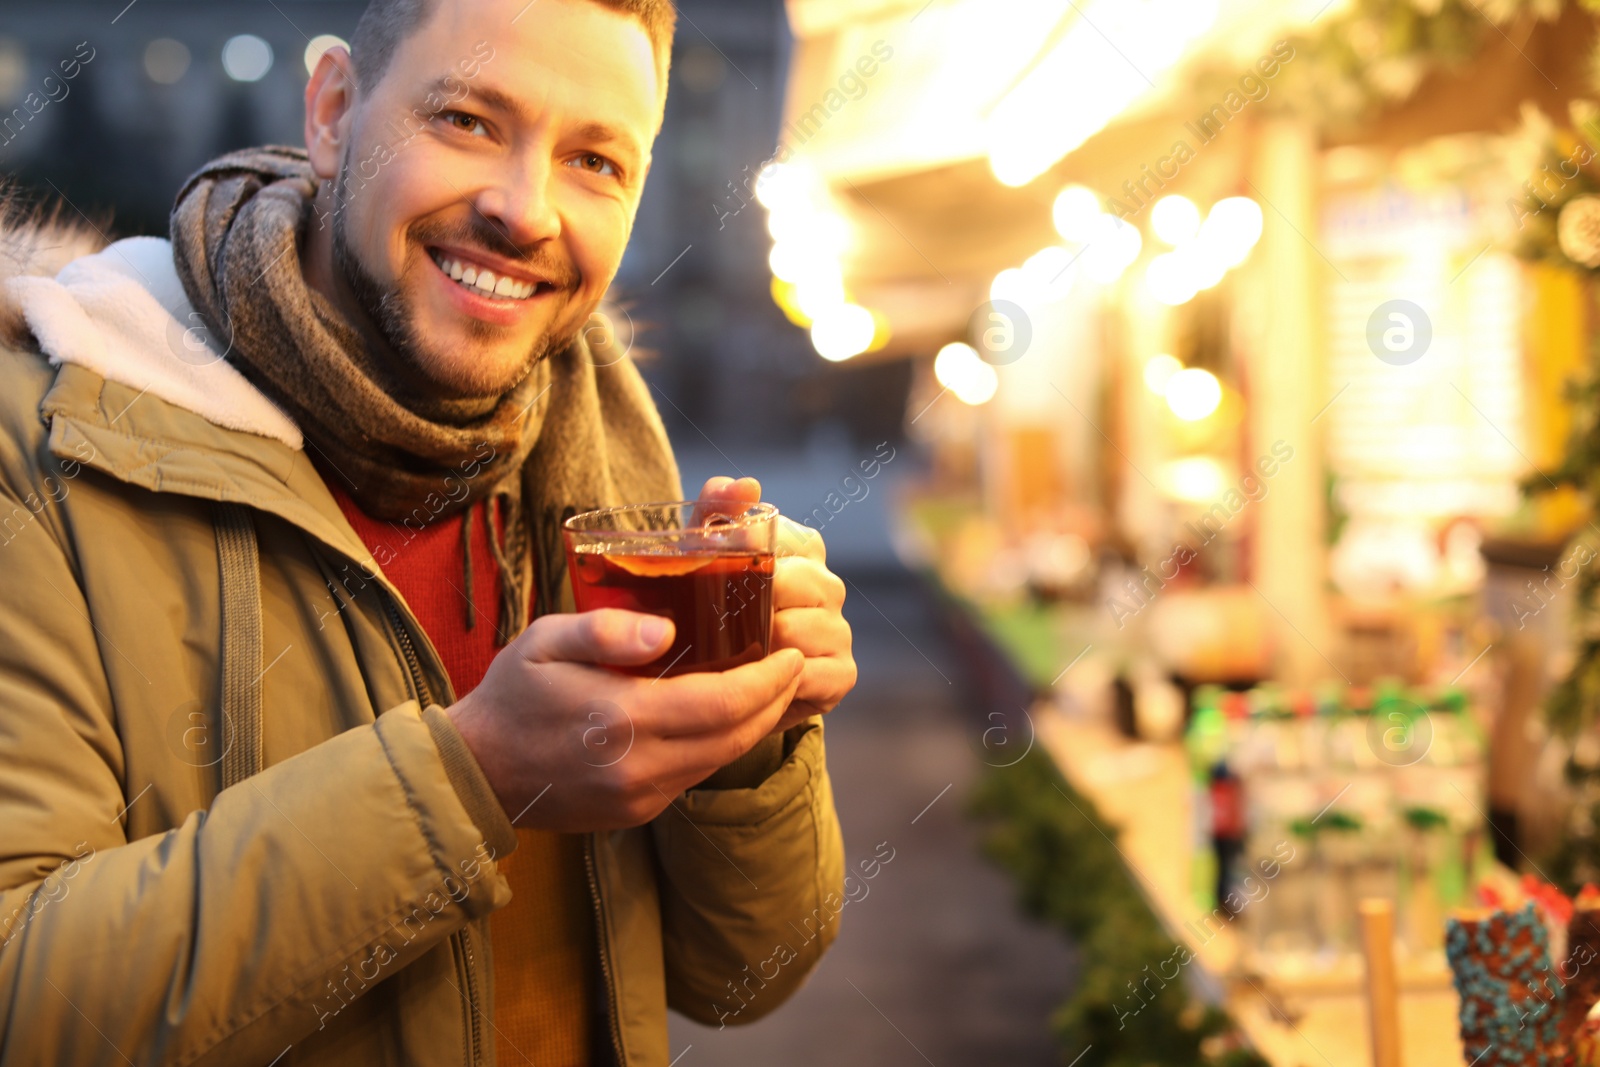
[
  {"xmin": 381, "ymin": 588, "xmax": 484, "ymax": 1066},
  {"xmin": 382, "ymin": 592, "xmax": 436, "ymax": 709},
  {"xmin": 584, "ymin": 835, "xmax": 627, "ymax": 1066},
  {"xmin": 460, "ymin": 923, "xmax": 484, "ymax": 1066}
]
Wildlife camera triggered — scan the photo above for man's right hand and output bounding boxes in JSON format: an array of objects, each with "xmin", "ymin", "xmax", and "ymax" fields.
[{"xmin": 445, "ymin": 609, "xmax": 805, "ymax": 832}]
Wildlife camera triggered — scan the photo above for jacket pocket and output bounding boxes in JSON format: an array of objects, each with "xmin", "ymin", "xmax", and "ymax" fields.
[{"xmin": 671, "ymin": 721, "xmax": 823, "ymax": 828}]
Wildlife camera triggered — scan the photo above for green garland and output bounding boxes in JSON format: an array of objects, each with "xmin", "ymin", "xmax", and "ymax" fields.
[
  {"xmin": 969, "ymin": 748, "xmax": 1268, "ymax": 1067},
  {"xmin": 1523, "ymin": 348, "xmax": 1600, "ymax": 743},
  {"xmin": 1189, "ymin": 0, "xmax": 1588, "ymax": 133},
  {"xmin": 1521, "ymin": 334, "xmax": 1600, "ymax": 889}
]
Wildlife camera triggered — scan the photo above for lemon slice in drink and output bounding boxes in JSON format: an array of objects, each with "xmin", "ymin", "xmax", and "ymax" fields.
[{"xmin": 608, "ymin": 554, "xmax": 716, "ymax": 577}]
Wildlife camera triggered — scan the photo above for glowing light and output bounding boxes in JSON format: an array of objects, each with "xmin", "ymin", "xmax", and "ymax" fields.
[
  {"xmin": 769, "ymin": 241, "xmax": 840, "ymax": 285},
  {"xmin": 222, "ymin": 34, "xmax": 274, "ymax": 82},
  {"xmin": 1188, "ymin": 246, "xmax": 1228, "ymax": 291},
  {"xmin": 766, "ymin": 210, "xmax": 804, "ymax": 243},
  {"xmin": 770, "ymin": 278, "xmax": 812, "ymax": 328},
  {"xmin": 1052, "ymin": 186, "xmax": 1103, "ymax": 243},
  {"xmin": 1145, "ymin": 252, "xmax": 1198, "ymax": 305},
  {"xmin": 1151, "ymin": 195, "xmax": 1201, "ymax": 246},
  {"xmin": 990, "ymin": 267, "xmax": 1032, "ymax": 305},
  {"xmin": 755, "ymin": 161, "xmax": 822, "ymax": 211},
  {"xmin": 810, "ymin": 304, "xmax": 876, "ymax": 362},
  {"xmin": 987, "ymin": 0, "xmax": 1219, "ymax": 187},
  {"xmin": 1164, "ymin": 456, "xmax": 1228, "ymax": 503},
  {"xmin": 143, "ymin": 38, "xmax": 190, "ymax": 84},
  {"xmin": 1198, "ymin": 197, "xmax": 1264, "ymax": 266},
  {"xmin": 1081, "ymin": 214, "xmax": 1142, "ymax": 284},
  {"xmin": 1109, "ymin": 215, "xmax": 1143, "ymax": 265},
  {"xmin": 1022, "ymin": 246, "xmax": 1077, "ymax": 303},
  {"xmin": 1165, "ymin": 367, "xmax": 1222, "ymax": 421},
  {"xmin": 1143, "ymin": 354, "xmax": 1182, "ymax": 395},
  {"xmin": 794, "ymin": 271, "xmax": 847, "ymax": 319},
  {"xmin": 303, "ymin": 34, "xmax": 347, "ymax": 76},
  {"xmin": 934, "ymin": 342, "xmax": 1000, "ymax": 406},
  {"xmin": 766, "ymin": 209, "xmax": 848, "ymax": 252}
]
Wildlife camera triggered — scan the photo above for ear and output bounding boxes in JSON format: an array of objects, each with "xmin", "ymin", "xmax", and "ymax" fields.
[{"xmin": 304, "ymin": 47, "xmax": 358, "ymax": 180}]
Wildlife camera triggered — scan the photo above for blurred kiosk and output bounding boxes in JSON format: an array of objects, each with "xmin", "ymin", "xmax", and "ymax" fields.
[{"xmin": 775, "ymin": 1, "xmax": 1600, "ymax": 1064}]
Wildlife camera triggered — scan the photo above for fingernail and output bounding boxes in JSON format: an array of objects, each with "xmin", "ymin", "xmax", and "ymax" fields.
[{"xmin": 640, "ymin": 616, "xmax": 667, "ymax": 646}]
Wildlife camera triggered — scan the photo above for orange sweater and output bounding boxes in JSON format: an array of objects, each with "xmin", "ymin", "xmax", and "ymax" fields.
[{"xmin": 330, "ymin": 486, "xmax": 595, "ymax": 1066}]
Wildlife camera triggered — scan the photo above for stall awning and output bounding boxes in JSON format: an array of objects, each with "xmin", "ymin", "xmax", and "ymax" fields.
[
  {"xmin": 770, "ymin": 0, "xmax": 1344, "ymax": 355},
  {"xmin": 780, "ymin": 0, "xmax": 1342, "ymax": 187}
]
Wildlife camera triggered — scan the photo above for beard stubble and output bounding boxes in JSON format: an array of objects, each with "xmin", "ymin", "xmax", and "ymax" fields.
[{"xmin": 329, "ymin": 163, "xmax": 583, "ymax": 399}]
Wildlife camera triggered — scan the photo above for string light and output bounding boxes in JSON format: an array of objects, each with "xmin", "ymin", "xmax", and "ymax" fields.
[
  {"xmin": 1165, "ymin": 367, "xmax": 1222, "ymax": 421},
  {"xmin": 1053, "ymin": 185, "xmax": 1103, "ymax": 243},
  {"xmin": 760, "ymin": 160, "xmax": 891, "ymax": 361},
  {"xmin": 935, "ymin": 342, "xmax": 999, "ymax": 405},
  {"xmin": 1151, "ymin": 195, "xmax": 1201, "ymax": 246},
  {"xmin": 1143, "ymin": 354, "xmax": 1182, "ymax": 395},
  {"xmin": 811, "ymin": 305, "xmax": 876, "ymax": 362}
]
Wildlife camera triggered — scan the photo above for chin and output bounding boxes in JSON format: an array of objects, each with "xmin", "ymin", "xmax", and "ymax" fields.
[
  {"xmin": 402, "ymin": 304, "xmax": 544, "ymax": 395},
  {"xmin": 414, "ymin": 343, "xmax": 540, "ymax": 398}
]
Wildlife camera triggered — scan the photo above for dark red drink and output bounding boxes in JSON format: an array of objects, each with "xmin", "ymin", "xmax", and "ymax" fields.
[{"xmin": 566, "ymin": 546, "xmax": 775, "ymax": 676}]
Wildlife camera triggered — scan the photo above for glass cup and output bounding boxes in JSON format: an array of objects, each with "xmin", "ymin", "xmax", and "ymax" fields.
[{"xmin": 562, "ymin": 500, "xmax": 779, "ymax": 677}]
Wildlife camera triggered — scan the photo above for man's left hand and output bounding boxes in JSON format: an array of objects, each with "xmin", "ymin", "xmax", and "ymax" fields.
[{"xmin": 696, "ymin": 476, "xmax": 856, "ymax": 734}]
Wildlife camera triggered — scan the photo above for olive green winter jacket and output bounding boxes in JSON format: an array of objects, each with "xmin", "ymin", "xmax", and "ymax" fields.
[{"xmin": 0, "ymin": 230, "xmax": 844, "ymax": 1066}]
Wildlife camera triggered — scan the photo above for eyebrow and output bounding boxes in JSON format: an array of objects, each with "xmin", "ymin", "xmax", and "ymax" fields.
[{"xmin": 425, "ymin": 78, "xmax": 644, "ymax": 167}]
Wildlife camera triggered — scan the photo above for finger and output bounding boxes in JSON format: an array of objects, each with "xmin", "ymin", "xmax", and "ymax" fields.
[
  {"xmin": 772, "ymin": 557, "xmax": 846, "ymax": 611},
  {"xmin": 641, "ymin": 646, "xmax": 805, "ymax": 737},
  {"xmin": 771, "ymin": 607, "xmax": 851, "ymax": 659},
  {"xmin": 691, "ymin": 477, "xmax": 762, "ymax": 528},
  {"xmin": 777, "ymin": 515, "xmax": 825, "ymax": 561},
  {"xmin": 772, "ymin": 701, "xmax": 827, "ymax": 735},
  {"xmin": 791, "ymin": 654, "xmax": 857, "ymax": 709},
  {"xmin": 521, "ymin": 609, "xmax": 675, "ymax": 666},
  {"xmin": 652, "ymin": 669, "xmax": 802, "ymax": 789},
  {"xmin": 696, "ymin": 476, "xmax": 761, "ymax": 504}
]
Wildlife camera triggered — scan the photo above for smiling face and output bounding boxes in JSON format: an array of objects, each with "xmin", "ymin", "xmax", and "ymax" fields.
[{"xmin": 304, "ymin": 0, "xmax": 663, "ymax": 397}]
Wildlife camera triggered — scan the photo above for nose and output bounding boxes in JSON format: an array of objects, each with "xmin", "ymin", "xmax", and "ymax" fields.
[{"xmin": 473, "ymin": 155, "xmax": 562, "ymax": 254}]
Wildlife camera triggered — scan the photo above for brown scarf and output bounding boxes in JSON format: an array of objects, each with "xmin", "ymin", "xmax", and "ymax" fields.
[{"xmin": 170, "ymin": 146, "xmax": 682, "ymax": 642}]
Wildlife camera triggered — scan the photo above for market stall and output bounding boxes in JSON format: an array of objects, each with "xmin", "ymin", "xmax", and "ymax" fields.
[{"xmin": 769, "ymin": 0, "xmax": 1600, "ymax": 1063}]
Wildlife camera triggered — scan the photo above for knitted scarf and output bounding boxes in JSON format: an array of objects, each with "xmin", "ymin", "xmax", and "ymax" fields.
[{"xmin": 170, "ymin": 146, "xmax": 681, "ymax": 642}]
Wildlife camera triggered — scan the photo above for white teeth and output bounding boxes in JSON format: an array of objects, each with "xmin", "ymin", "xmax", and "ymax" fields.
[{"xmin": 433, "ymin": 250, "xmax": 541, "ymax": 300}]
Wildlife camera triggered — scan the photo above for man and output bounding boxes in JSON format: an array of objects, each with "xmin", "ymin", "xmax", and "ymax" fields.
[{"xmin": 0, "ymin": 0, "xmax": 853, "ymax": 1064}]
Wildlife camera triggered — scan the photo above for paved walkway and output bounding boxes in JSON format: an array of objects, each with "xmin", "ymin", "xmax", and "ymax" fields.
[{"xmin": 668, "ymin": 571, "xmax": 1078, "ymax": 1066}]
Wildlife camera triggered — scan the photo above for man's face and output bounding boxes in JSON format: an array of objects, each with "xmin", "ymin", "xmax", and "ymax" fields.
[{"xmin": 318, "ymin": 0, "xmax": 661, "ymax": 397}]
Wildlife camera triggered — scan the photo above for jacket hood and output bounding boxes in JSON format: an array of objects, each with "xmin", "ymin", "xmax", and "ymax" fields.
[
  {"xmin": 0, "ymin": 192, "xmax": 106, "ymax": 348},
  {"xmin": 5, "ymin": 233, "xmax": 302, "ymax": 449}
]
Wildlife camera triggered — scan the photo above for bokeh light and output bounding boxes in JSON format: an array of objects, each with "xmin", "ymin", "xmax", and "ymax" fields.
[
  {"xmin": 810, "ymin": 303, "xmax": 876, "ymax": 362},
  {"xmin": 935, "ymin": 342, "xmax": 999, "ymax": 405},
  {"xmin": 1151, "ymin": 195, "xmax": 1201, "ymax": 246},
  {"xmin": 144, "ymin": 38, "xmax": 190, "ymax": 84},
  {"xmin": 1165, "ymin": 367, "xmax": 1223, "ymax": 421},
  {"xmin": 222, "ymin": 35, "xmax": 274, "ymax": 82}
]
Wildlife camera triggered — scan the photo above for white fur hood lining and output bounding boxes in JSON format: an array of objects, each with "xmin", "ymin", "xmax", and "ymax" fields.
[{"xmin": 5, "ymin": 236, "xmax": 303, "ymax": 449}]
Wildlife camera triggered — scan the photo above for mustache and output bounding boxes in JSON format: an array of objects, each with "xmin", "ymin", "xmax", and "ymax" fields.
[{"xmin": 411, "ymin": 218, "xmax": 581, "ymax": 289}]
